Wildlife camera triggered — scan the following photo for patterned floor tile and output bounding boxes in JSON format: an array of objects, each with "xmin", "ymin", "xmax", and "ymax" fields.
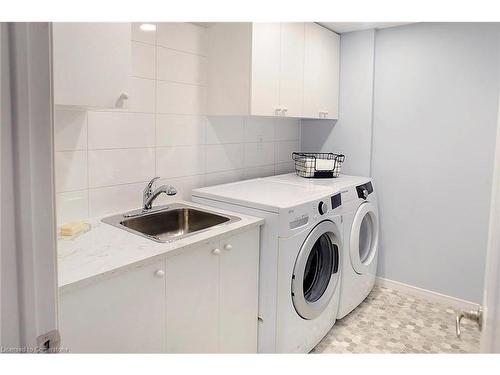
[{"xmin": 312, "ymin": 285, "xmax": 480, "ymax": 353}]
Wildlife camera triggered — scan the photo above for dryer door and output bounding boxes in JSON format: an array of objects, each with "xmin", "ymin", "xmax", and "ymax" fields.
[
  {"xmin": 292, "ymin": 220, "xmax": 341, "ymax": 320},
  {"xmin": 350, "ymin": 201, "xmax": 379, "ymax": 274}
]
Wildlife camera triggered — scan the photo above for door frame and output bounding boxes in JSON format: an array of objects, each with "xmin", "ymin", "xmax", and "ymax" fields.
[
  {"xmin": 0, "ymin": 22, "xmax": 58, "ymax": 352},
  {"xmin": 480, "ymin": 65, "xmax": 500, "ymax": 352}
]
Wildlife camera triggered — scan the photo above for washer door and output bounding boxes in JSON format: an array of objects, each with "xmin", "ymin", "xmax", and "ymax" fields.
[
  {"xmin": 292, "ymin": 220, "xmax": 341, "ymax": 320},
  {"xmin": 350, "ymin": 201, "xmax": 379, "ymax": 274}
]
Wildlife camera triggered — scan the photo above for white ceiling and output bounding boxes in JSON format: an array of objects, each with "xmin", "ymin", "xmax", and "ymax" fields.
[{"xmin": 319, "ymin": 22, "xmax": 413, "ymax": 34}]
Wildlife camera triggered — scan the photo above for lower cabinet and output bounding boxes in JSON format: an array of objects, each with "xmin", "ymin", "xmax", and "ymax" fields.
[
  {"xmin": 166, "ymin": 228, "xmax": 260, "ymax": 353},
  {"xmin": 59, "ymin": 258, "xmax": 167, "ymax": 353},
  {"xmin": 58, "ymin": 227, "xmax": 260, "ymax": 353}
]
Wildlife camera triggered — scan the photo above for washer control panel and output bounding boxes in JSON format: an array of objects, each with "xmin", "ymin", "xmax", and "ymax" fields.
[
  {"xmin": 331, "ymin": 193, "xmax": 341, "ymax": 209},
  {"xmin": 318, "ymin": 201, "xmax": 328, "ymax": 215}
]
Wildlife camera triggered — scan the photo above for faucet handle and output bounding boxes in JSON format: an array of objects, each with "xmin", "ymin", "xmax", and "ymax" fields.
[{"xmin": 144, "ymin": 177, "xmax": 160, "ymax": 196}]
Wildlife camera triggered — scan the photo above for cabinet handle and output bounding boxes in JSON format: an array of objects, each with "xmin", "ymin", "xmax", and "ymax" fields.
[
  {"xmin": 212, "ymin": 248, "xmax": 221, "ymax": 255},
  {"xmin": 281, "ymin": 107, "xmax": 288, "ymax": 116},
  {"xmin": 224, "ymin": 244, "xmax": 233, "ymax": 251},
  {"xmin": 274, "ymin": 108, "xmax": 282, "ymax": 116},
  {"xmin": 119, "ymin": 91, "xmax": 129, "ymax": 100},
  {"xmin": 155, "ymin": 269, "xmax": 165, "ymax": 278}
]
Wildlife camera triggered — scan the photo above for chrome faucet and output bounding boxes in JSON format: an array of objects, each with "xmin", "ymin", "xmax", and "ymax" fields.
[{"xmin": 143, "ymin": 177, "xmax": 177, "ymax": 210}]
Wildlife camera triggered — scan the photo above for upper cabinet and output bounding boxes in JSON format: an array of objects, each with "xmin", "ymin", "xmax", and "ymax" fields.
[
  {"xmin": 207, "ymin": 22, "xmax": 339, "ymax": 119},
  {"xmin": 303, "ymin": 23, "xmax": 340, "ymax": 120},
  {"xmin": 52, "ymin": 23, "xmax": 131, "ymax": 108}
]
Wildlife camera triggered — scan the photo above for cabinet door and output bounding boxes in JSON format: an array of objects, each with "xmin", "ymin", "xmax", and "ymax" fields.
[
  {"xmin": 303, "ymin": 23, "xmax": 340, "ymax": 119},
  {"xmin": 321, "ymin": 27, "xmax": 340, "ymax": 119},
  {"xmin": 251, "ymin": 23, "xmax": 281, "ymax": 116},
  {"xmin": 165, "ymin": 240, "xmax": 220, "ymax": 353},
  {"xmin": 279, "ymin": 23, "xmax": 304, "ymax": 118},
  {"xmin": 53, "ymin": 23, "xmax": 130, "ymax": 108},
  {"xmin": 219, "ymin": 228, "xmax": 260, "ymax": 353},
  {"xmin": 59, "ymin": 259, "xmax": 166, "ymax": 353}
]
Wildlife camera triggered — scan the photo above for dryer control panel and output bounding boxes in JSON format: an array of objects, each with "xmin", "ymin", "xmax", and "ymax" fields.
[{"xmin": 356, "ymin": 182, "xmax": 374, "ymax": 199}]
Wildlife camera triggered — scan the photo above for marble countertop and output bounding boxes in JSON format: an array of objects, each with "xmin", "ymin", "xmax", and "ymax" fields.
[{"xmin": 57, "ymin": 200, "xmax": 264, "ymax": 292}]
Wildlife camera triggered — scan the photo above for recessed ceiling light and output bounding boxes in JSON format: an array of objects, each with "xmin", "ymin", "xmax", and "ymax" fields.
[{"xmin": 140, "ymin": 23, "xmax": 156, "ymax": 32}]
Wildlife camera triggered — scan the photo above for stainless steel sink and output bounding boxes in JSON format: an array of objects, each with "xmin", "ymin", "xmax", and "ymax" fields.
[{"xmin": 102, "ymin": 203, "xmax": 241, "ymax": 243}]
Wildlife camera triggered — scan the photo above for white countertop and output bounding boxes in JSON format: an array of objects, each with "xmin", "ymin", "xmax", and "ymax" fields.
[{"xmin": 57, "ymin": 200, "xmax": 264, "ymax": 292}]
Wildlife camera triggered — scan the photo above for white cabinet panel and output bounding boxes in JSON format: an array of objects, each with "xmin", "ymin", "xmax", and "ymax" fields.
[
  {"xmin": 164, "ymin": 229, "xmax": 260, "ymax": 353},
  {"xmin": 303, "ymin": 23, "xmax": 340, "ymax": 119},
  {"xmin": 59, "ymin": 259, "xmax": 166, "ymax": 353},
  {"xmin": 279, "ymin": 23, "xmax": 304, "ymax": 118},
  {"xmin": 207, "ymin": 22, "xmax": 338, "ymax": 119},
  {"xmin": 251, "ymin": 23, "xmax": 281, "ymax": 116},
  {"xmin": 219, "ymin": 228, "xmax": 260, "ymax": 352},
  {"xmin": 53, "ymin": 23, "xmax": 131, "ymax": 108},
  {"xmin": 165, "ymin": 240, "xmax": 220, "ymax": 353}
]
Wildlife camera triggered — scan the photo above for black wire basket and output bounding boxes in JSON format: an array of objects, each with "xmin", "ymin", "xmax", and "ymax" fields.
[{"xmin": 292, "ymin": 152, "xmax": 345, "ymax": 178}]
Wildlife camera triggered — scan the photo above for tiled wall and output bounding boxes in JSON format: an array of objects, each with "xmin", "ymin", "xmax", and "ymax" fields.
[{"xmin": 54, "ymin": 23, "xmax": 300, "ymax": 225}]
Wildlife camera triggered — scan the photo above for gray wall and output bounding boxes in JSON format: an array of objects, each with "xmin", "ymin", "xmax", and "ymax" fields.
[
  {"xmin": 301, "ymin": 29, "xmax": 375, "ymax": 176},
  {"xmin": 301, "ymin": 23, "xmax": 500, "ymax": 303}
]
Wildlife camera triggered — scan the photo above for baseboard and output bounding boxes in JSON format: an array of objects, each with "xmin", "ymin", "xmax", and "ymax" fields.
[{"xmin": 375, "ymin": 277, "xmax": 480, "ymax": 311}]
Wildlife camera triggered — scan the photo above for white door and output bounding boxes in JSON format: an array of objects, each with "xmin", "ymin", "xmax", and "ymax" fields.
[
  {"xmin": 480, "ymin": 94, "xmax": 500, "ymax": 352},
  {"xmin": 349, "ymin": 202, "xmax": 379, "ymax": 274},
  {"xmin": 1, "ymin": 23, "xmax": 59, "ymax": 352},
  {"xmin": 59, "ymin": 259, "xmax": 167, "ymax": 353},
  {"xmin": 279, "ymin": 22, "xmax": 304, "ymax": 118},
  {"xmin": 251, "ymin": 23, "xmax": 281, "ymax": 116},
  {"xmin": 291, "ymin": 221, "xmax": 341, "ymax": 320},
  {"xmin": 165, "ymin": 240, "xmax": 220, "ymax": 353},
  {"xmin": 219, "ymin": 228, "xmax": 260, "ymax": 353},
  {"xmin": 52, "ymin": 23, "xmax": 130, "ymax": 108}
]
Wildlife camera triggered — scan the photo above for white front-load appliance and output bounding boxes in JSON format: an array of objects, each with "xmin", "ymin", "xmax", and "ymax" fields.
[
  {"xmin": 263, "ymin": 173, "xmax": 380, "ymax": 318},
  {"xmin": 192, "ymin": 179, "xmax": 343, "ymax": 353}
]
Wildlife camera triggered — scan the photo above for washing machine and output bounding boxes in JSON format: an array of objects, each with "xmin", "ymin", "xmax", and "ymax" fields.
[
  {"xmin": 192, "ymin": 179, "xmax": 343, "ymax": 353},
  {"xmin": 263, "ymin": 173, "xmax": 380, "ymax": 318}
]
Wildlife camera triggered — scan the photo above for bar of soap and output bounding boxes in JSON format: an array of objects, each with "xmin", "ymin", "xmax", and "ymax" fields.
[{"xmin": 60, "ymin": 222, "xmax": 90, "ymax": 237}]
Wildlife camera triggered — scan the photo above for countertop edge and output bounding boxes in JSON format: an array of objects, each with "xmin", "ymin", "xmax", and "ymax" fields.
[{"xmin": 58, "ymin": 201, "xmax": 264, "ymax": 293}]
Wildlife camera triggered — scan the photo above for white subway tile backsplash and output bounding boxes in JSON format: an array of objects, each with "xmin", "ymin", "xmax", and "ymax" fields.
[
  {"xmin": 206, "ymin": 144, "xmax": 245, "ymax": 173},
  {"xmin": 89, "ymin": 182, "xmax": 145, "ymax": 217},
  {"xmin": 88, "ymin": 112, "xmax": 155, "ymax": 149},
  {"xmin": 244, "ymin": 165, "xmax": 275, "ymax": 180},
  {"xmin": 126, "ymin": 77, "xmax": 155, "ymax": 113},
  {"xmin": 275, "ymin": 140, "xmax": 300, "ymax": 164},
  {"xmin": 156, "ymin": 23, "xmax": 207, "ymax": 55},
  {"xmin": 205, "ymin": 169, "xmax": 245, "ymax": 187},
  {"xmin": 55, "ymin": 151, "xmax": 88, "ymax": 192},
  {"xmin": 156, "ymin": 145, "xmax": 206, "ymax": 178},
  {"xmin": 275, "ymin": 118, "xmax": 301, "ymax": 141},
  {"xmin": 54, "ymin": 110, "xmax": 88, "ymax": 151},
  {"xmin": 206, "ymin": 116, "xmax": 245, "ymax": 144},
  {"xmin": 157, "ymin": 47, "xmax": 206, "ymax": 85},
  {"xmin": 131, "ymin": 41, "xmax": 156, "ymax": 79},
  {"xmin": 131, "ymin": 22, "xmax": 156, "ymax": 45},
  {"xmin": 88, "ymin": 148, "xmax": 155, "ymax": 188},
  {"xmin": 55, "ymin": 23, "xmax": 302, "ymax": 224},
  {"xmin": 56, "ymin": 190, "xmax": 89, "ymax": 226},
  {"xmin": 155, "ymin": 174, "xmax": 206, "ymax": 203},
  {"xmin": 244, "ymin": 142, "xmax": 275, "ymax": 168},
  {"xmin": 244, "ymin": 117, "xmax": 275, "ymax": 143},
  {"xmin": 156, "ymin": 114, "xmax": 206, "ymax": 146},
  {"xmin": 156, "ymin": 81, "xmax": 206, "ymax": 115},
  {"xmin": 275, "ymin": 162, "xmax": 295, "ymax": 175}
]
